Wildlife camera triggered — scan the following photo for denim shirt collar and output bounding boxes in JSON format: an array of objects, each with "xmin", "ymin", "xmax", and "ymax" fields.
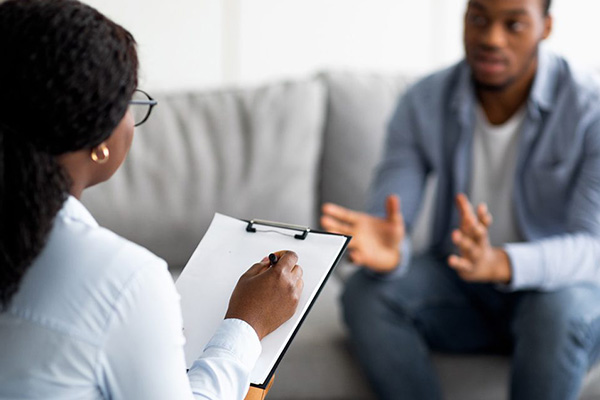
[
  {"xmin": 528, "ymin": 49, "xmax": 557, "ymax": 114},
  {"xmin": 450, "ymin": 60, "xmax": 476, "ymax": 127}
]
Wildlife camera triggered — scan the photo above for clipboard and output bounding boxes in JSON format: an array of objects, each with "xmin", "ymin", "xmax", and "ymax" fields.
[{"xmin": 175, "ymin": 213, "xmax": 351, "ymax": 389}]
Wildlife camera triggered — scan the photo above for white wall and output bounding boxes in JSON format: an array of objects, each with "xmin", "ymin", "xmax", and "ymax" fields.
[
  {"xmin": 237, "ymin": 0, "xmax": 436, "ymax": 83},
  {"xmin": 83, "ymin": 0, "xmax": 600, "ymax": 92},
  {"xmin": 84, "ymin": 0, "xmax": 224, "ymax": 91}
]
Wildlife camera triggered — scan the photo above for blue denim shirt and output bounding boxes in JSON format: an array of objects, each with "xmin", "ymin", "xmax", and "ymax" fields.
[{"xmin": 369, "ymin": 50, "xmax": 600, "ymax": 291}]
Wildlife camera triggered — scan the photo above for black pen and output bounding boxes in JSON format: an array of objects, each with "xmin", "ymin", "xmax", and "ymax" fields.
[{"xmin": 269, "ymin": 253, "xmax": 278, "ymax": 266}]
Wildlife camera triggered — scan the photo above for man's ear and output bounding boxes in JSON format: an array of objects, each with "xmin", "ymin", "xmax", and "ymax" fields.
[{"xmin": 542, "ymin": 14, "xmax": 553, "ymax": 40}]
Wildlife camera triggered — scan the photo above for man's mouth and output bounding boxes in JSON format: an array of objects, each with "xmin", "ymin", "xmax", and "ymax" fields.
[{"xmin": 472, "ymin": 53, "xmax": 508, "ymax": 76}]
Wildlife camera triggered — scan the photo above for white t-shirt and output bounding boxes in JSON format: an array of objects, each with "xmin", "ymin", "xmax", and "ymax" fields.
[
  {"xmin": 470, "ymin": 105, "xmax": 526, "ymax": 247},
  {"xmin": 0, "ymin": 196, "xmax": 261, "ymax": 399}
]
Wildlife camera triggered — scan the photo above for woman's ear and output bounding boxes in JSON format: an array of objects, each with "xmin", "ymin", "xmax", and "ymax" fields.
[{"xmin": 542, "ymin": 14, "xmax": 553, "ymax": 40}]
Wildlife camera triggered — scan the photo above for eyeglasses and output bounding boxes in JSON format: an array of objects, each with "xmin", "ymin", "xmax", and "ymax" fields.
[{"xmin": 129, "ymin": 89, "xmax": 157, "ymax": 127}]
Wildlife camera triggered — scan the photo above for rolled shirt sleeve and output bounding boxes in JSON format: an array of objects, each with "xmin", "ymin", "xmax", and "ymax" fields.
[
  {"xmin": 189, "ymin": 319, "xmax": 262, "ymax": 399},
  {"xmin": 505, "ymin": 234, "xmax": 600, "ymax": 291},
  {"xmin": 504, "ymin": 111, "xmax": 600, "ymax": 291}
]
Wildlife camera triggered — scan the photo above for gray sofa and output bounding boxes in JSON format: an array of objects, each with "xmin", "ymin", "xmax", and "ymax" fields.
[{"xmin": 82, "ymin": 72, "xmax": 600, "ymax": 399}]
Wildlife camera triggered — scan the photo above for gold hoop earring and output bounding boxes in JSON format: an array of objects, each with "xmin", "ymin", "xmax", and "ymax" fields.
[{"xmin": 90, "ymin": 144, "xmax": 110, "ymax": 164}]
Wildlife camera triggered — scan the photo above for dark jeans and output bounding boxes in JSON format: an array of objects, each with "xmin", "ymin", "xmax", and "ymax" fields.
[{"xmin": 342, "ymin": 253, "xmax": 600, "ymax": 400}]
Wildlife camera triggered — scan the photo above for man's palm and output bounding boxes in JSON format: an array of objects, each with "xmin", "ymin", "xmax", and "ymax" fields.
[{"xmin": 321, "ymin": 195, "xmax": 405, "ymax": 273}]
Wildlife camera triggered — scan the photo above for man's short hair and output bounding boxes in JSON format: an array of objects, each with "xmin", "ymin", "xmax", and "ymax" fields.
[{"xmin": 544, "ymin": 0, "xmax": 552, "ymax": 15}]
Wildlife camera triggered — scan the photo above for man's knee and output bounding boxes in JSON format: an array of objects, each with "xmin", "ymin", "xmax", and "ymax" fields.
[{"xmin": 514, "ymin": 285, "xmax": 600, "ymax": 357}]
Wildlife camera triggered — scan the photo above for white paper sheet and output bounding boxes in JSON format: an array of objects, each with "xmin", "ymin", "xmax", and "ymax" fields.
[{"xmin": 175, "ymin": 213, "xmax": 349, "ymax": 386}]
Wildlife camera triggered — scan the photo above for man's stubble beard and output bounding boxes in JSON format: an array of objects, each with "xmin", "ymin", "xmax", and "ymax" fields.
[{"xmin": 473, "ymin": 43, "xmax": 540, "ymax": 93}]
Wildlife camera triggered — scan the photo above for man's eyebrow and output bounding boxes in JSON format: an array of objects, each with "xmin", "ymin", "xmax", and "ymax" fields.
[
  {"xmin": 467, "ymin": 1, "xmax": 486, "ymax": 11},
  {"xmin": 505, "ymin": 10, "xmax": 529, "ymax": 17}
]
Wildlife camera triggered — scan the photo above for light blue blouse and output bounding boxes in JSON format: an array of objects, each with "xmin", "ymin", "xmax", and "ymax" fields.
[{"xmin": 0, "ymin": 196, "xmax": 261, "ymax": 399}]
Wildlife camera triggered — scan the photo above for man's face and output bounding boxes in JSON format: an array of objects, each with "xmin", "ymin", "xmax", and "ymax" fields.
[{"xmin": 463, "ymin": 0, "xmax": 552, "ymax": 91}]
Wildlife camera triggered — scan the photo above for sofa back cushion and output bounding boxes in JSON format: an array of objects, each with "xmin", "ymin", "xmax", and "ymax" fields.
[
  {"xmin": 319, "ymin": 72, "xmax": 412, "ymax": 214},
  {"xmin": 82, "ymin": 79, "xmax": 326, "ymax": 269},
  {"xmin": 319, "ymin": 72, "xmax": 434, "ymax": 252}
]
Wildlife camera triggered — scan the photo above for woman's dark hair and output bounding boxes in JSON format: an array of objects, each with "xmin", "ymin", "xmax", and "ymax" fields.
[
  {"xmin": 544, "ymin": 0, "xmax": 552, "ymax": 15},
  {"xmin": 0, "ymin": 0, "xmax": 138, "ymax": 309}
]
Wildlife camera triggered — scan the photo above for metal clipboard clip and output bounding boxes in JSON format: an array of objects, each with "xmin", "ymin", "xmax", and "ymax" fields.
[{"xmin": 246, "ymin": 219, "xmax": 311, "ymax": 240}]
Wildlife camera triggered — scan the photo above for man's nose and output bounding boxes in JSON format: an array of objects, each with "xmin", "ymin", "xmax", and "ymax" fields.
[{"xmin": 479, "ymin": 22, "xmax": 507, "ymax": 49}]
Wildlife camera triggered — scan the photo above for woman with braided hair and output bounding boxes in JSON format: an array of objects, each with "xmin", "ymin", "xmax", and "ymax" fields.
[{"xmin": 0, "ymin": 1, "xmax": 303, "ymax": 398}]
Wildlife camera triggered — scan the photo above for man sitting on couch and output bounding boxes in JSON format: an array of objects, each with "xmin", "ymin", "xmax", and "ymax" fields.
[{"xmin": 321, "ymin": 0, "xmax": 600, "ymax": 398}]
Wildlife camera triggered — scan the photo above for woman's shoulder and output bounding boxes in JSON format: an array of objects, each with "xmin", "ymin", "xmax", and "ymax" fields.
[
  {"xmin": 8, "ymin": 198, "xmax": 172, "ymax": 344},
  {"xmin": 49, "ymin": 196, "xmax": 168, "ymax": 284}
]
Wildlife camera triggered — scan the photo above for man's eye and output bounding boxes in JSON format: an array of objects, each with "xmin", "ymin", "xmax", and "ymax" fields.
[
  {"xmin": 507, "ymin": 20, "xmax": 525, "ymax": 32},
  {"xmin": 468, "ymin": 14, "xmax": 487, "ymax": 27}
]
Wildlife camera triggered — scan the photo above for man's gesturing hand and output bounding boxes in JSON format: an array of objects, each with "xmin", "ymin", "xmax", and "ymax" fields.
[
  {"xmin": 226, "ymin": 251, "xmax": 304, "ymax": 340},
  {"xmin": 320, "ymin": 194, "xmax": 405, "ymax": 273},
  {"xmin": 447, "ymin": 194, "xmax": 511, "ymax": 284}
]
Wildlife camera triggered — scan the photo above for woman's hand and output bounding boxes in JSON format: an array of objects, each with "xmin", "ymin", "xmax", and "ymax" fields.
[
  {"xmin": 225, "ymin": 251, "xmax": 304, "ymax": 340},
  {"xmin": 320, "ymin": 194, "xmax": 405, "ymax": 273}
]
